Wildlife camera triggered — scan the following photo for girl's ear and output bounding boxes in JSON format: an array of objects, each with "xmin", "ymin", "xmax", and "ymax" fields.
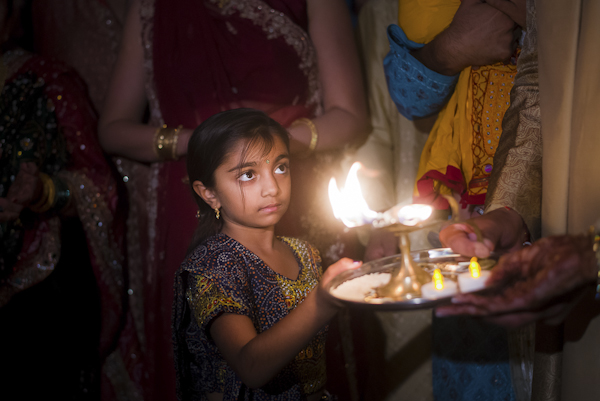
[{"xmin": 193, "ymin": 180, "xmax": 220, "ymax": 210}]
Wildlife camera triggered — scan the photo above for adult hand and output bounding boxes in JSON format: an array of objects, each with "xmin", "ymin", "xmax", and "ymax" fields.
[
  {"xmin": 439, "ymin": 207, "xmax": 528, "ymax": 258},
  {"xmin": 7, "ymin": 162, "xmax": 43, "ymax": 207},
  {"xmin": 0, "ymin": 162, "xmax": 43, "ymax": 222},
  {"xmin": 413, "ymin": 0, "xmax": 519, "ymax": 76},
  {"xmin": 364, "ymin": 229, "xmax": 397, "ymax": 262},
  {"xmin": 486, "ymin": 0, "xmax": 526, "ymax": 28},
  {"xmin": 0, "ymin": 197, "xmax": 23, "ymax": 222},
  {"xmin": 436, "ymin": 234, "xmax": 597, "ymax": 328}
]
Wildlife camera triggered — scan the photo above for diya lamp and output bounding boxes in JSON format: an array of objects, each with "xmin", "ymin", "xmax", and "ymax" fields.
[{"xmin": 329, "ymin": 162, "xmax": 447, "ymax": 300}]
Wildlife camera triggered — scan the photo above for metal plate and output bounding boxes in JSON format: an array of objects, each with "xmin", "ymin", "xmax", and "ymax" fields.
[{"xmin": 325, "ymin": 248, "xmax": 496, "ymax": 311}]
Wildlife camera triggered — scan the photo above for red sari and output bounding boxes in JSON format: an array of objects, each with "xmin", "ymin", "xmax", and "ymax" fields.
[
  {"xmin": 0, "ymin": 50, "xmax": 143, "ymax": 400},
  {"xmin": 111, "ymin": 1, "xmax": 359, "ymax": 400}
]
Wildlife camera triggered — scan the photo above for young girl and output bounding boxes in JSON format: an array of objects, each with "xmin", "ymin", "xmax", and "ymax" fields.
[{"xmin": 172, "ymin": 108, "xmax": 360, "ymax": 401}]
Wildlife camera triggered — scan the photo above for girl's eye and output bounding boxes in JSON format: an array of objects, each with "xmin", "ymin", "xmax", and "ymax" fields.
[
  {"xmin": 275, "ymin": 164, "xmax": 288, "ymax": 174},
  {"xmin": 239, "ymin": 171, "xmax": 255, "ymax": 181}
]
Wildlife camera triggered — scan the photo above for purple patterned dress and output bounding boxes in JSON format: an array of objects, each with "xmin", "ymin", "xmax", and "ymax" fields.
[{"xmin": 173, "ymin": 234, "xmax": 327, "ymax": 401}]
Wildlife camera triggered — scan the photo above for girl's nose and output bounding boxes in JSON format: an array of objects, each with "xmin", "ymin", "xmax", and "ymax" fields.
[{"xmin": 261, "ymin": 172, "xmax": 280, "ymax": 197}]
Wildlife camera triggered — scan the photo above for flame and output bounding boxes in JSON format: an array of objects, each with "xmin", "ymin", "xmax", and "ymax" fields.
[
  {"xmin": 469, "ymin": 257, "xmax": 481, "ymax": 278},
  {"xmin": 433, "ymin": 269, "xmax": 444, "ymax": 290},
  {"xmin": 396, "ymin": 204, "xmax": 433, "ymax": 226},
  {"xmin": 328, "ymin": 162, "xmax": 378, "ymax": 227}
]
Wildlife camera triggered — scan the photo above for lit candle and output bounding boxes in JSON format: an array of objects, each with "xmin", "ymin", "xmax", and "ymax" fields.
[
  {"xmin": 421, "ymin": 269, "xmax": 458, "ymax": 299},
  {"xmin": 458, "ymin": 257, "xmax": 491, "ymax": 293}
]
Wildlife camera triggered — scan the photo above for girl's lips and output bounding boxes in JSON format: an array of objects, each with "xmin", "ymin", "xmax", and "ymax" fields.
[{"xmin": 260, "ymin": 203, "xmax": 281, "ymax": 213}]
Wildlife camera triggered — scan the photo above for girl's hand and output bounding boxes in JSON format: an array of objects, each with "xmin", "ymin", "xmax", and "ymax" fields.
[{"xmin": 318, "ymin": 258, "xmax": 362, "ymax": 311}]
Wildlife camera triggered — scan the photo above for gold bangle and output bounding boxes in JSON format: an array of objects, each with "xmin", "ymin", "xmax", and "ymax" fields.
[
  {"xmin": 291, "ymin": 118, "xmax": 318, "ymax": 152},
  {"xmin": 171, "ymin": 125, "xmax": 183, "ymax": 161},
  {"xmin": 154, "ymin": 124, "xmax": 181, "ymax": 161},
  {"xmin": 153, "ymin": 124, "xmax": 166, "ymax": 159},
  {"xmin": 30, "ymin": 173, "xmax": 56, "ymax": 213}
]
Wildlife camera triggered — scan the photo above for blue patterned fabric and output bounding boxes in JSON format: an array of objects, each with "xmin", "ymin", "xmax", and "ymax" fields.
[
  {"xmin": 432, "ymin": 315, "xmax": 516, "ymax": 401},
  {"xmin": 383, "ymin": 24, "xmax": 458, "ymax": 120}
]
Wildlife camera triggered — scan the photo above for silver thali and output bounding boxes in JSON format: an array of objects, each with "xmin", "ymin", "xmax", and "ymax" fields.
[{"xmin": 325, "ymin": 248, "xmax": 497, "ymax": 311}]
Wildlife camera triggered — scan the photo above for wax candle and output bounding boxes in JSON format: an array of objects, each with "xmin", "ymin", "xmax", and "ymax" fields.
[
  {"xmin": 458, "ymin": 257, "xmax": 491, "ymax": 293},
  {"xmin": 421, "ymin": 269, "xmax": 458, "ymax": 299}
]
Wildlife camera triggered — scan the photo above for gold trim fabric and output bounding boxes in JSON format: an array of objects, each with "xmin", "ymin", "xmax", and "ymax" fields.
[
  {"xmin": 488, "ymin": 0, "xmax": 600, "ymax": 399},
  {"xmin": 484, "ymin": 0, "xmax": 542, "ymax": 240}
]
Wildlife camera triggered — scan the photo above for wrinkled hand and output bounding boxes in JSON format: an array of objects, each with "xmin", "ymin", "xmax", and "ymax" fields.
[
  {"xmin": 364, "ymin": 229, "xmax": 397, "ymax": 262},
  {"xmin": 439, "ymin": 207, "xmax": 528, "ymax": 258},
  {"xmin": 414, "ymin": 0, "xmax": 519, "ymax": 76},
  {"xmin": 486, "ymin": 0, "xmax": 527, "ymax": 28},
  {"xmin": 436, "ymin": 234, "xmax": 597, "ymax": 328},
  {"xmin": 448, "ymin": 0, "xmax": 520, "ymax": 67}
]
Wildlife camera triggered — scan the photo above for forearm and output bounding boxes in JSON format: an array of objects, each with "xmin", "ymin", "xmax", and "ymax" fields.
[
  {"xmin": 288, "ymin": 108, "xmax": 369, "ymax": 154},
  {"xmin": 98, "ymin": 120, "xmax": 192, "ymax": 162},
  {"xmin": 481, "ymin": 207, "xmax": 529, "ymax": 251},
  {"xmin": 223, "ymin": 291, "xmax": 335, "ymax": 388},
  {"xmin": 305, "ymin": 0, "xmax": 369, "ymax": 151}
]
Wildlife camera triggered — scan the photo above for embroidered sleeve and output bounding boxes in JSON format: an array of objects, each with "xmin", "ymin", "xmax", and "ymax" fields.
[
  {"xmin": 186, "ymin": 271, "xmax": 251, "ymax": 330},
  {"xmin": 383, "ymin": 24, "xmax": 458, "ymax": 120}
]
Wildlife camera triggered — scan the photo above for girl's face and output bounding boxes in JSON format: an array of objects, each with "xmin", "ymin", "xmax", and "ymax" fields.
[{"xmin": 209, "ymin": 135, "xmax": 291, "ymax": 231}]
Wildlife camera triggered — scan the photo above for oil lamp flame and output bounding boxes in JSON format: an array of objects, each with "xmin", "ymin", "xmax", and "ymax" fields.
[
  {"xmin": 469, "ymin": 257, "xmax": 481, "ymax": 278},
  {"xmin": 395, "ymin": 204, "xmax": 433, "ymax": 226},
  {"xmin": 433, "ymin": 269, "xmax": 444, "ymax": 290},
  {"xmin": 328, "ymin": 162, "xmax": 379, "ymax": 227}
]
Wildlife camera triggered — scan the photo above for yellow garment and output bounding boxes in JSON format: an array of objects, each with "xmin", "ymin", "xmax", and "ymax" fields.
[
  {"xmin": 400, "ymin": 0, "xmax": 518, "ymax": 208},
  {"xmin": 399, "ymin": 0, "xmax": 459, "ymax": 43}
]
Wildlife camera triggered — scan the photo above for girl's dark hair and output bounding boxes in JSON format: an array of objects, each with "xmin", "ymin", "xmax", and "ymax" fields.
[{"xmin": 186, "ymin": 108, "xmax": 290, "ymax": 254}]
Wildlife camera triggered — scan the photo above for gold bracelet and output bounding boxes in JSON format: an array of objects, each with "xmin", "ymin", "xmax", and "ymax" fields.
[
  {"xmin": 291, "ymin": 117, "xmax": 318, "ymax": 152},
  {"xmin": 153, "ymin": 124, "xmax": 166, "ymax": 159},
  {"xmin": 30, "ymin": 173, "xmax": 56, "ymax": 213},
  {"xmin": 154, "ymin": 124, "xmax": 182, "ymax": 161},
  {"xmin": 171, "ymin": 125, "xmax": 183, "ymax": 161}
]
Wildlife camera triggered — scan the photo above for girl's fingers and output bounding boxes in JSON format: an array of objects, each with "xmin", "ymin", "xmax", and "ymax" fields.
[{"xmin": 321, "ymin": 258, "xmax": 361, "ymax": 286}]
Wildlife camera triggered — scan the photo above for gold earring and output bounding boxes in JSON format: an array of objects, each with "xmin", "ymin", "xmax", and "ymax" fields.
[
  {"xmin": 195, "ymin": 210, "xmax": 200, "ymax": 219},
  {"xmin": 214, "ymin": 208, "xmax": 220, "ymax": 219}
]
